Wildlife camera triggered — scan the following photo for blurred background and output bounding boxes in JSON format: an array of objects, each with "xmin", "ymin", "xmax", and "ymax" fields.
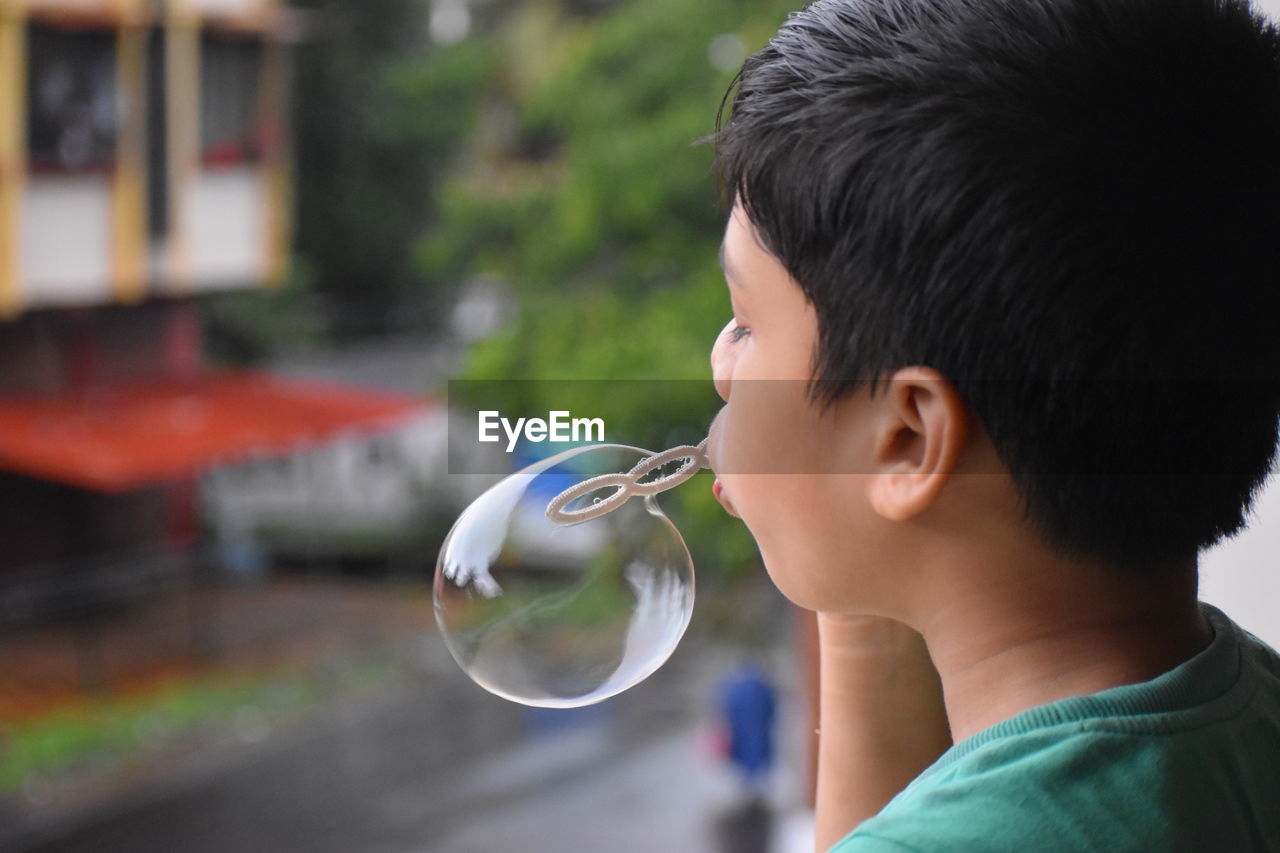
[
  {"xmin": 0, "ymin": 0, "xmax": 814, "ymax": 851},
  {"xmin": 0, "ymin": 0, "xmax": 1278, "ymax": 851}
]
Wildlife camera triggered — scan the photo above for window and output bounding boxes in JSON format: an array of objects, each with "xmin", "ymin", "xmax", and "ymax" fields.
[
  {"xmin": 200, "ymin": 33, "xmax": 263, "ymax": 167},
  {"xmin": 27, "ymin": 25, "xmax": 118, "ymax": 172}
]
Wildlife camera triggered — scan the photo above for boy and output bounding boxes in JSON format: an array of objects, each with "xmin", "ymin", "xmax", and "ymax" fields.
[{"xmin": 703, "ymin": 0, "xmax": 1280, "ymax": 850}]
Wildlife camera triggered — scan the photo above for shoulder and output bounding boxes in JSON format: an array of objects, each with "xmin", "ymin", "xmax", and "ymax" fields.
[
  {"xmin": 831, "ymin": 727, "xmax": 1178, "ymax": 853},
  {"xmin": 831, "ymin": 610, "xmax": 1280, "ymax": 853}
]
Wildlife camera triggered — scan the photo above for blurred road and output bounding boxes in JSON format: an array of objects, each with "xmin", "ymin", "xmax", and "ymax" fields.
[{"xmin": 4, "ymin": 632, "xmax": 809, "ymax": 853}]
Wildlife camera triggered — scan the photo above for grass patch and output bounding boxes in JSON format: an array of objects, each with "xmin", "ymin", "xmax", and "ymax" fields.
[{"xmin": 0, "ymin": 659, "xmax": 394, "ymax": 795}]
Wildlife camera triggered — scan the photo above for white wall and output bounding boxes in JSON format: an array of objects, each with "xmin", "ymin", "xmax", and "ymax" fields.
[
  {"xmin": 178, "ymin": 0, "xmax": 269, "ymax": 16},
  {"xmin": 21, "ymin": 174, "xmax": 113, "ymax": 307},
  {"xmin": 202, "ymin": 411, "xmax": 451, "ymax": 539},
  {"xmin": 24, "ymin": 0, "xmax": 115, "ymax": 12},
  {"xmin": 1201, "ymin": 472, "xmax": 1280, "ymax": 648},
  {"xmin": 188, "ymin": 166, "xmax": 266, "ymax": 290},
  {"xmin": 1254, "ymin": 0, "xmax": 1280, "ymax": 20},
  {"xmin": 1195, "ymin": 0, "xmax": 1280, "ymax": 648}
]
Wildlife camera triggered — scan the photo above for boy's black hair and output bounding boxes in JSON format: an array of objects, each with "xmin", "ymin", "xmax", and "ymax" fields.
[{"xmin": 715, "ymin": 0, "xmax": 1280, "ymax": 568}]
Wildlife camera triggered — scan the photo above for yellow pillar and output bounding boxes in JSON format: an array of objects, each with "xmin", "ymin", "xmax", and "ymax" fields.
[
  {"xmin": 165, "ymin": 5, "xmax": 199, "ymax": 294},
  {"xmin": 111, "ymin": 19, "xmax": 148, "ymax": 303},
  {"xmin": 259, "ymin": 37, "xmax": 291, "ymax": 288},
  {"xmin": 0, "ymin": 5, "xmax": 27, "ymax": 317}
]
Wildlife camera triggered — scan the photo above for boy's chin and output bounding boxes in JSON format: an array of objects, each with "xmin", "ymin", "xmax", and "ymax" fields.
[{"xmin": 757, "ymin": 547, "xmax": 828, "ymax": 612}]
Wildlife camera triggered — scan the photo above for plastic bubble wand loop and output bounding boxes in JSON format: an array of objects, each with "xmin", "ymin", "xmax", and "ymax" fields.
[{"xmin": 544, "ymin": 439, "xmax": 710, "ymax": 524}]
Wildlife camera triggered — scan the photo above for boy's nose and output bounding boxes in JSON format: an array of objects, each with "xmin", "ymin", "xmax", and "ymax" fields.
[{"xmin": 711, "ymin": 320, "xmax": 735, "ymax": 402}]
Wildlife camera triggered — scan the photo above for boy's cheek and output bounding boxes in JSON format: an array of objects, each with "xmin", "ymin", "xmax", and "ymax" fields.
[
  {"xmin": 710, "ymin": 381, "xmax": 819, "ymax": 475},
  {"xmin": 705, "ymin": 402, "xmax": 770, "ymax": 476}
]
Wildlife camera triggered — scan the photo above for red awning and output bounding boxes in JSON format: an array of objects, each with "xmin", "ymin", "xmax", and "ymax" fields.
[{"xmin": 0, "ymin": 372, "xmax": 428, "ymax": 492}]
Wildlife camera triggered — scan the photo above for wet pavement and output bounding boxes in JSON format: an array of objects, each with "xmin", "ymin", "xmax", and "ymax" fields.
[{"xmin": 2, "ymin": 625, "xmax": 811, "ymax": 853}]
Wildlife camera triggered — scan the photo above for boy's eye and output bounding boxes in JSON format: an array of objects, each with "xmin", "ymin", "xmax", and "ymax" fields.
[{"xmin": 726, "ymin": 323, "xmax": 750, "ymax": 343}]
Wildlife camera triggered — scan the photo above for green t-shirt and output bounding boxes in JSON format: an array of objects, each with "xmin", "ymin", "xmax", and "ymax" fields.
[{"xmin": 833, "ymin": 604, "xmax": 1280, "ymax": 853}]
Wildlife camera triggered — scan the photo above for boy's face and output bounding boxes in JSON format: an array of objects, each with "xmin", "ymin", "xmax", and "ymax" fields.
[{"xmin": 707, "ymin": 204, "xmax": 885, "ymax": 612}]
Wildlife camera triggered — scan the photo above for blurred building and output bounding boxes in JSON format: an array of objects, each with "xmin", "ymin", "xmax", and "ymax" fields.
[
  {"xmin": 2, "ymin": 0, "xmax": 291, "ymax": 311},
  {"xmin": 0, "ymin": 0, "xmax": 421, "ymax": 645}
]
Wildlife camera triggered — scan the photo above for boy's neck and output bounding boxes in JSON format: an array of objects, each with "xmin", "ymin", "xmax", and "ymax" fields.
[{"xmin": 914, "ymin": 552, "xmax": 1211, "ymax": 743}]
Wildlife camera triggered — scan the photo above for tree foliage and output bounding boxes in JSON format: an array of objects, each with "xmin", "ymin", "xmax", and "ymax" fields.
[
  {"xmin": 421, "ymin": 0, "xmax": 795, "ymax": 576},
  {"xmin": 291, "ymin": 0, "xmax": 494, "ymax": 336}
]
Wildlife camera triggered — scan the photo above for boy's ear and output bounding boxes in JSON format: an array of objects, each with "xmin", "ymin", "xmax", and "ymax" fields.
[{"xmin": 867, "ymin": 367, "xmax": 970, "ymax": 522}]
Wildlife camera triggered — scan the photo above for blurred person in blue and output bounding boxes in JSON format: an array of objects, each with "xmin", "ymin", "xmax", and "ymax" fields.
[
  {"xmin": 704, "ymin": 0, "xmax": 1280, "ymax": 850},
  {"xmin": 718, "ymin": 661, "xmax": 777, "ymax": 798}
]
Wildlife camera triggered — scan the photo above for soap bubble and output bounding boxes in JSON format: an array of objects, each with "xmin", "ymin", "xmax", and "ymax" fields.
[{"xmin": 434, "ymin": 444, "xmax": 696, "ymax": 708}]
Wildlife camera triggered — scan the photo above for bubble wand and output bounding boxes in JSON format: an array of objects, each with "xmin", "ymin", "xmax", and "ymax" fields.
[
  {"xmin": 435, "ymin": 439, "xmax": 714, "ymax": 707},
  {"xmin": 544, "ymin": 439, "xmax": 709, "ymax": 524}
]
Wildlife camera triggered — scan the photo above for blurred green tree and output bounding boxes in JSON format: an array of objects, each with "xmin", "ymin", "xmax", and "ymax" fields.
[
  {"xmin": 291, "ymin": 0, "xmax": 494, "ymax": 337},
  {"xmin": 419, "ymin": 0, "xmax": 795, "ymax": 578}
]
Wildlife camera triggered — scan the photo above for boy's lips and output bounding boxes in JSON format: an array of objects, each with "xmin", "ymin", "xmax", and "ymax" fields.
[
  {"xmin": 712, "ymin": 478, "xmax": 740, "ymax": 518},
  {"xmin": 705, "ymin": 410, "xmax": 738, "ymax": 517}
]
